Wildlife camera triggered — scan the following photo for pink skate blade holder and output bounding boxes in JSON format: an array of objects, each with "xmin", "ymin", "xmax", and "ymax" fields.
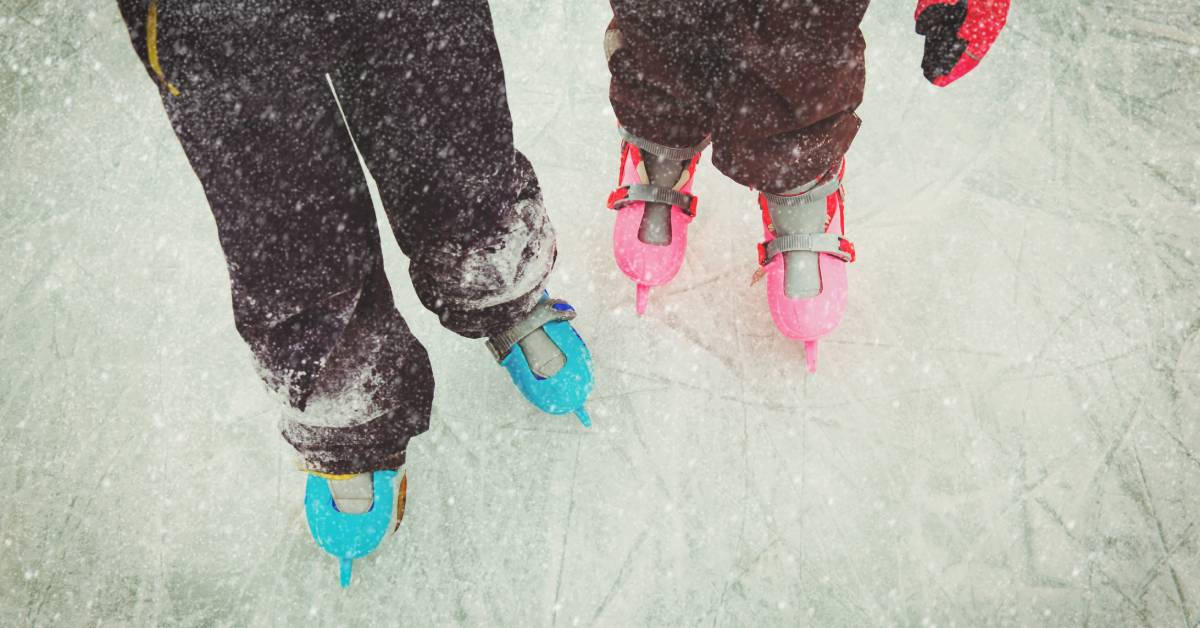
[
  {"xmin": 608, "ymin": 129, "xmax": 707, "ymax": 315},
  {"xmin": 755, "ymin": 161, "xmax": 854, "ymax": 372}
]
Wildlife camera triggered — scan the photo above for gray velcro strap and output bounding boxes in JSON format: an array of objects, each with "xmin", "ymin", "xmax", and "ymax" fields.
[
  {"xmin": 486, "ymin": 299, "xmax": 576, "ymax": 362},
  {"xmin": 760, "ymin": 174, "xmax": 843, "ymax": 209},
  {"xmin": 762, "ymin": 233, "xmax": 851, "ymax": 265},
  {"xmin": 619, "ymin": 126, "xmax": 711, "ymax": 162},
  {"xmin": 610, "ymin": 184, "xmax": 694, "ymax": 213}
]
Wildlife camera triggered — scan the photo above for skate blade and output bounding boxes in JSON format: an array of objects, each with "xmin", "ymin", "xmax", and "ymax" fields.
[
  {"xmin": 803, "ymin": 340, "xmax": 818, "ymax": 373},
  {"xmin": 635, "ymin": 284, "xmax": 650, "ymax": 316}
]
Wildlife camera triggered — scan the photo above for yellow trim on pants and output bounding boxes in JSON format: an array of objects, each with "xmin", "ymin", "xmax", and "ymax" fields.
[
  {"xmin": 146, "ymin": 0, "xmax": 180, "ymax": 96},
  {"xmin": 309, "ymin": 471, "xmax": 361, "ymax": 481}
]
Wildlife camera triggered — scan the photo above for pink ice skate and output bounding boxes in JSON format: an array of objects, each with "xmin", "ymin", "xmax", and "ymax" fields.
[
  {"xmin": 607, "ymin": 128, "xmax": 708, "ymax": 315},
  {"xmin": 753, "ymin": 160, "xmax": 856, "ymax": 372}
]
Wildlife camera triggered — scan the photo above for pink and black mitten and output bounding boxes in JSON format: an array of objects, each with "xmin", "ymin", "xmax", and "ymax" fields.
[{"xmin": 915, "ymin": 0, "xmax": 1010, "ymax": 86}]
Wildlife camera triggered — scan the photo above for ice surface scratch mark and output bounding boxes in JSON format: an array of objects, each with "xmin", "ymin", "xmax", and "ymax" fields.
[
  {"xmin": 660, "ymin": 268, "xmax": 743, "ymax": 299},
  {"xmin": 613, "ymin": 358, "xmax": 1065, "ymax": 416},
  {"xmin": 0, "ymin": 260, "xmax": 57, "ymax": 331},
  {"xmin": 1017, "ymin": 439, "xmax": 1037, "ymax": 586},
  {"xmin": 231, "ymin": 477, "xmax": 299, "ymax": 622},
  {"xmin": 493, "ymin": 405, "xmax": 568, "ymax": 431},
  {"xmin": 596, "ymin": 363, "xmax": 719, "ymax": 396},
  {"xmin": 1013, "ymin": 221, "xmax": 1027, "ymax": 305},
  {"xmin": 823, "ymin": 338, "xmax": 1006, "ymax": 359},
  {"xmin": 436, "ymin": 416, "xmax": 484, "ymax": 465},
  {"xmin": 587, "ymin": 529, "xmax": 649, "ymax": 627},
  {"xmin": 794, "ymin": 374, "xmax": 1048, "ymax": 413},
  {"xmin": 26, "ymin": 493, "xmax": 81, "ymax": 626},
  {"xmin": 1032, "ymin": 498, "xmax": 1083, "ymax": 586},
  {"xmin": 586, "ymin": 386, "xmax": 671, "ymax": 401},
  {"xmin": 709, "ymin": 539, "xmax": 783, "ymax": 628},
  {"xmin": 1162, "ymin": 428, "xmax": 1200, "ymax": 473},
  {"xmin": 603, "ymin": 422, "xmax": 673, "ymax": 505},
  {"xmin": 956, "ymin": 404, "xmax": 1139, "ymax": 568},
  {"xmin": 10, "ymin": 0, "xmax": 41, "ymax": 19},
  {"xmin": 794, "ymin": 425, "xmax": 907, "ymax": 621},
  {"xmin": 1054, "ymin": 345, "xmax": 1146, "ymax": 378},
  {"xmin": 550, "ymin": 434, "xmax": 582, "ymax": 628},
  {"xmin": 502, "ymin": 424, "xmax": 595, "ymax": 436},
  {"xmin": 264, "ymin": 454, "xmax": 287, "ymax": 624},
  {"xmin": 27, "ymin": 448, "xmax": 121, "ymax": 626},
  {"xmin": 1016, "ymin": 442, "xmax": 1072, "ymax": 588},
  {"xmin": 1131, "ymin": 442, "xmax": 1192, "ymax": 625},
  {"xmin": 708, "ymin": 296, "xmax": 757, "ymax": 627},
  {"xmin": 522, "ymin": 86, "xmax": 565, "ymax": 149},
  {"xmin": 659, "ymin": 316, "xmax": 738, "ymax": 373},
  {"xmin": 1026, "ymin": 297, "xmax": 1089, "ymax": 371},
  {"xmin": 1131, "ymin": 522, "xmax": 1195, "ymax": 601},
  {"xmin": 1077, "ymin": 402, "xmax": 1143, "ymax": 506},
  {"xmin": 714, "ymin": 394, "xmax": 804, "ymax": 414},
  {"xmin": 756, "ymin": 420, "xmax": 804, "ymax": 504}
]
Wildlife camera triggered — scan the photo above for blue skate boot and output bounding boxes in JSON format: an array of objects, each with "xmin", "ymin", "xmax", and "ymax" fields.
[
  {"xmin": 304, "ymin": 469, "xmax": 406, "ymax": 588},
  {"xmin": 487, "ymin": 294, "xmax": 594, "ymax": 427}
]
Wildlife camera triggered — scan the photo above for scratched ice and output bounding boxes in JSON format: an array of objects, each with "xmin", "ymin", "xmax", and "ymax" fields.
[{"xmin": 2, "ymin": 1, "xmax": 1198, "ymax": 625}]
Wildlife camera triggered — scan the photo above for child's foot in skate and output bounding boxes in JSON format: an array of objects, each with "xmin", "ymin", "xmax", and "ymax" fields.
[
  {"xmin": 607, "ymin": 128, "xmax": 708, "ymax": 314},
  {"xmin": 767, "ymin": 179, "xmax": 833, "ymax": 299},
  {"xmin": 488, "ymin": 294, "xmax": 594, "ymax": 426},
  {"xmin": 636, "ymin": 152, "xmax": 691, "ymax": 246},
  {"xmin": 305, "ymin": 469, "xmax": 407, "ymax": 588},
  {"xmin": 516, "ymin": 328, "xmax": 566, "ymax": 379},
  {"xmin": 754, "ymin": 161, "xmax": 856, "ymax": 372}
]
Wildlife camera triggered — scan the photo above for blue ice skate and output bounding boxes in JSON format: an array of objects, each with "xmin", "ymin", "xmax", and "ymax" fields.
[
  {"xmin": 487, "ymin": 294, "xmax": 594, "ymax": 427},
  {"xmin": 304, "ymin": 469, "xmax": 404, "ymax": 588}
]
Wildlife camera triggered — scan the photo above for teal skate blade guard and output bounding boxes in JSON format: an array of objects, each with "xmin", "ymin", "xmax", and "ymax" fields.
[
  {"xmin": 500, "ymin": 319, "xmax": 593, "ymax": 423},
  {"xmin": 304, "ymin": 469, "xmax": 398, "ymax": 588}
]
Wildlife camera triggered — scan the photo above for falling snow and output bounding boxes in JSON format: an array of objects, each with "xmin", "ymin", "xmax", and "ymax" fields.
[{"xmin": 1, "ymin": 1, "xmax": 1199, "ymax": 626}]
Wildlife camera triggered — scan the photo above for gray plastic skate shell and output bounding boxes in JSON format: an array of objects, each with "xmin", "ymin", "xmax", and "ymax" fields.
[{"xmin": 760, "ymin": 174, "xmax": 847, "ymax": 298}]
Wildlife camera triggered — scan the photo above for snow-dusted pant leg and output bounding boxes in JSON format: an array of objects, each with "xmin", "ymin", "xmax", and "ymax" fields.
[
  {"xmin": 604, "ymin": 2, "xmax": 719, "ymax": 151},
  {"xmin": 330, "ymin": 0, "xmax": 555, "ymax": 340},
  {"xmin": 607, "ymin": 0, "xmax": 870, "ymax": 190},
  {"xmin": 116, "ymin": 1, "xmax": 432, "ymax": 475}
]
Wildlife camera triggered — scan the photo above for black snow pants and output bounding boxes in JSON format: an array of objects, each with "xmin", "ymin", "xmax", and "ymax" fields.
[
  {"xmin": 116, "ymin": 0, "xmax": 555, "ymax": 474},
  {"xmin": 606, "ymin": 0, "xmax": 870, "ymax": 191}
]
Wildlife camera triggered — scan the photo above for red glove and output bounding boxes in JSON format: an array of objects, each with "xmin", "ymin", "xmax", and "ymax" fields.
[{"xmin": 915, "ymin": 0, "xmax": 1010, "ymax": 86}]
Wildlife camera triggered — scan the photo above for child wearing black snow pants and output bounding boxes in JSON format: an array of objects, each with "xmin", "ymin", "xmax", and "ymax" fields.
[
  {"xmin": 608, "ymin": 0, "xmax": 870, "ymax": 192},
  {"xmin": 601, "ymin": 0, "xmax": 1007, "ymax": 369},
  {"xmin": 116, "ymin": 0, "xmax": 557, "ymax": 475}
]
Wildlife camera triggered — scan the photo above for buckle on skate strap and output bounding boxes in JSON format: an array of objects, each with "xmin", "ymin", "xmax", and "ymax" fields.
[
  {"xmin": 618, "ymin": 126, "xmax": 711, "ymax": 161},
  {"xmin": 606, "ymin": 187, "xmax": 630, "ymax": 208},
  {"xmin": 485, "ymin": 299, "xmax": 577, "ymax": 362},
  {"xmin": 757, "ymin": 233, "xmax": 855, "ymax": 266},
  {"xmin": 759, "ymin": 175, "xmax": 844, "ymax": 210},
  {"xmin": 607, "ymin": 184, "xmax": 697, "ymax": 217}
]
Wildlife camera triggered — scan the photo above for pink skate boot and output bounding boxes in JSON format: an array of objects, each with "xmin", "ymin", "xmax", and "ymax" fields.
[
  {"xmin": 606, "ymin": 128, "xmax": 709, "ymax": 315},
  {"xmin": 752, "ymin": 160, "xmax": 856, "ymax": 372}
]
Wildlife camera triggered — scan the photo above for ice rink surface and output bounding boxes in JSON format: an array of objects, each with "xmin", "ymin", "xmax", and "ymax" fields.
[{"xmin": 3, "ymin": 0, "xmax": 1200, "ymax": 625}]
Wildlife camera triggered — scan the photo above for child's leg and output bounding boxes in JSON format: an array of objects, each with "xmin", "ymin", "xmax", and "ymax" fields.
[
  {"xmin": 709, "ymin": 0, "xmax": 871, "ymax": 192},
  {"xmin": 602, "ymin": 1, "xmax": 723, "ymax": 312},
  {"xmin": 707, "ymin": 0, "xmax": 869, "ymax": 370},
  {"xmin": 330, "ymin": 1, "xmax": 554, "ymax": 340},
  {"xmin": 606, "ymin": 0, "xmax": 720, "ymax": 150},
  {"xmin": 329, "ymin": 1, "xmax": 594, "ymax": 424},
  {"xmin": 115, "ymin": 2, "xmax": 432, "ymax": 474}
]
